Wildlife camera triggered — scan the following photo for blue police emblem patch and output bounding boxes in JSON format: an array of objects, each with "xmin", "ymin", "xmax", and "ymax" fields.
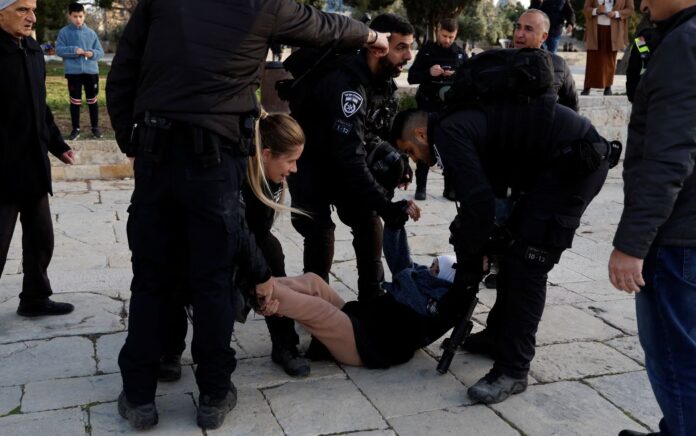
[{"xmin": 341, "ymin": 91, "xmax": 363, "ymax": 118}]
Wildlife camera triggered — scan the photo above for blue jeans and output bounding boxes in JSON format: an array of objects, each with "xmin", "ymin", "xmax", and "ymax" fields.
[
  {"xmin": 637, "ymin": 245, "xmax": 696, "ymax": 436},
  {"xmin": 544, "ymin": 35, "xmax": 561, "ymax": 53},
  {"xmin": 383, "ymin": 225, "xmax": 413, "ymax": 276}
]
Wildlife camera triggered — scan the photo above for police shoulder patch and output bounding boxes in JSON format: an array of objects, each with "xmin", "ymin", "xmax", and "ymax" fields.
[{"xmin": 341, "ymin": 91, "xmax": 364, "ymax": 118}]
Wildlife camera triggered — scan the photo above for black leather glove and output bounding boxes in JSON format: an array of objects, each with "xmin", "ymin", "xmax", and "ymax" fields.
[{"xmin": 380, "ymin": 200, "xmax": 409, "ymax": 229}]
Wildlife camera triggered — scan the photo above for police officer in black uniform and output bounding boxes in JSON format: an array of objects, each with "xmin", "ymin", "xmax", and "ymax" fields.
[
  {"xmin": 392, "ymin": 86, "xmax": 617, "ymax": 404},
  {"xmin": 105, "ymin": 0, "xmax": 390, "ymax": 430},
  {"xmin": 407, "ymin": 18, "xmax": 467, "ymax": 200},
  {"xmin": 287, "ymin": 14, "xmax": 415, "ymax": 302}
]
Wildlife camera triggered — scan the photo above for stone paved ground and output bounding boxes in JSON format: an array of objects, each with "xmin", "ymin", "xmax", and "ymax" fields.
[{"xmin": 0, "ymin": 164, "xmax": 661, "ymax": 435}]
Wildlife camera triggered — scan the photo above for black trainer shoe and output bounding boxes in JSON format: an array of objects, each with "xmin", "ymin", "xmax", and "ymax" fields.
[
  {"xmin": 271, "ymin": 346, "xmax": 310, "ymax": 377},
  {"xmin": 618, "ymin": 430, "xmax": 659, "ymax": 436},
  {"xmin": 118, "ymin": 391, "xmax": 158, "ymax": 430},
  {"xmin": 17, "ymin": 298, "xmax": 74, "ymax": 317},
  {"xmin": 467, "ymin": 369, "xmax": 528, "ymax": 404},
  {"xmin": 158, "ymin": 354, "xmax": 182, "ymax": 382},
  {"xmin": 581, "ymin": 89, "xmax": 590, "ymax": 96},
  {"xmin": 460, "ymin": 330, "xmax": 496, "ymax": 356},
  {"xmin": 415, "ymin": 188, "xmax": 426, "ymax": 201},
  {"xmin": 604, "ymin": 87, "xmax": 613, "ymax": 96},
  {"xmin": 91, "ymin": 127, "xmax": 103, "ymax": 138},
  {"xmin": 67, "ymin": 128, "xmax": 80, "ymax": 140},
  {"xmin": 483, "ymin": 273, "xmax": 497, "ymax": 289},
  {"xmin": 197, "ymin": 385, "xmax": 237, "ymax": 430}
]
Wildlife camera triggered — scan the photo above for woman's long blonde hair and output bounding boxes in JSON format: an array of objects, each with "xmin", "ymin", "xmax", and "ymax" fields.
[{"xmin": 247, "ymin": 112, "xmax": 306, "ymax": 216}]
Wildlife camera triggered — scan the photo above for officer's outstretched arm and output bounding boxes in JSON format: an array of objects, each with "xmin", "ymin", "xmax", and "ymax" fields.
[{"xmin": 273, "ymin": 0, "xmax": 370, "ymax": 51}]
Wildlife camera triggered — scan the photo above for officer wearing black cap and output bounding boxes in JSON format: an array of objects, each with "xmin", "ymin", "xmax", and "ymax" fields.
[{"xmin": 106, "ymin": 0, "xmax": 390, "ymax": 430}]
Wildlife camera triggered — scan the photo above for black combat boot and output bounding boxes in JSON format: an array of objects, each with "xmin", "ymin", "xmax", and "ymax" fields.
[
  {"xmin": 197, "ymin": 385, "xmax": 237, "ymax": 430},
  {"xmin": 118, "ymin": 391, "xmax": 158, "ymax": 430},
  {"xmin": 271, "ymin": 345, "xmax": 310, "ymax": 377}
]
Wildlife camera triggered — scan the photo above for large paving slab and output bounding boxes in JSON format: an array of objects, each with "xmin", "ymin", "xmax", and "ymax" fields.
[
  {"xmin": 23, "ymin": 373, "xmax": 121, "ymax": 413},
  {"xmin": 492, "ymin": 381, "xmax": 644, "ymax": 436},
  {"xmin": 0, "ymin": 293, "xmax": 124, "ymax": 344},
  {"xmin": 389, "ymin": 406, "xmax": 519, "ymax": 436},
  {"xmin": 0, "ymin": 407, "xmax": 87, "ymax": 435},
  {"xmin": 531, "ymin": 342, "xmax": 643, "ymax": 383},
  {"xmin": 586, "ymin": 371, "xmax": 661, "ymax": 432},
  {"xmin": 535, "ymin": 304, "xmax": 623, "ymax": 345},
  {"xmin": 263, "ymin": 378, "xmax": 386, "ymax": 436},
  {"xmin": 208, "ymin": 386, "xmax": 284, "ymax": 435},
  {"xmin": 577, "ymin": 299, "xmax": 638, "ymax": 335},
  {"xmin": 344, "ymin": 351, "xmax": 467, "ymax": 418},
  {"xmin": 0, "ymin": 337, "xmax": 95, "ymax": 386}
]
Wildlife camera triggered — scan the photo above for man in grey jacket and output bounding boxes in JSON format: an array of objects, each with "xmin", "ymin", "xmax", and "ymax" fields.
[{"xmin": 608, "ymin": 1, "xmax": 696, "ymax": 435}]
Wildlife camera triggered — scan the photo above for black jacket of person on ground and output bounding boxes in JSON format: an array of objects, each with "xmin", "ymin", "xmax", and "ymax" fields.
[
  {"xmin": 530, "ymin": 0, "xmax": 576, "ymax": 37},
  {"xmin": 408, "ymin": 40, "xmax": 467, "ymax": 111},
  {"xmin": 0, "ymin": 29, "xmax": 70, "ymax": 202},
  {"xmin": 289, "ymin": 52, "xmax": 399, "ymax": 218},
  {"xmin": 106, "ymin": 0, "xmax": 368, "ymax": 156}
]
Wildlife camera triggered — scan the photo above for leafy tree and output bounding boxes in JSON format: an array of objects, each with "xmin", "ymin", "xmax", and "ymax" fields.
[
  {"xmin": 403, "ymin": 0, "xmax": 472, "ymax": 42},
  {"xmin": 459, "ymin": 0, "xmax": 517, "ymax": 47}
]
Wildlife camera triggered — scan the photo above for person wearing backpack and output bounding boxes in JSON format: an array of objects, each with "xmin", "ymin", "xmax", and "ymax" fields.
[
  {"xmin": 286, "ymin": 14, "xmax": 416, "ymax": 302},
  {"xmin": 390, "ymin": 51, "xmax": 619, "ymax": 402}
]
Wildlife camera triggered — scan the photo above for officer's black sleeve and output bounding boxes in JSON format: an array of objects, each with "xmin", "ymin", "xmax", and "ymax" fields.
[
  {"xmin": 434, "ymin": 111, "xmax": 495, "ymax": 258},
  {"xmin": 273, "ymin": 0, "xmax": 368, "ymax": 49},
  {"xmin": 105, "ymin": 0, "xmax": 150, "ymax": 155},
  {"xmin": 557, "ymin": 59, "xmax": 579, "ymax": 112},
  {"xmin": 320, "ymin": 74, "xmax": 391, "ymax": 213},
  {"xmin": 408, "ymin": 44, "xmax": 432, "ymax": 85}
]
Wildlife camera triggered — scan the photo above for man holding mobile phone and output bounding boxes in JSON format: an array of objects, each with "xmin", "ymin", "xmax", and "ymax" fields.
[{"xmin": 407, "ymin": 18, "xmax": 467, "ymax": 201}]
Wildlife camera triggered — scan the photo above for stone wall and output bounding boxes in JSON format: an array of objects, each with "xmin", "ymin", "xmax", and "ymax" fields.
[{"xmin": 51, "ymin": 96, "xmax": 630, "ymax": 181}]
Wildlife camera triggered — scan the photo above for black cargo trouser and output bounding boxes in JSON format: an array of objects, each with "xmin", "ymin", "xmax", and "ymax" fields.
[
  {"xmin": 290, "ymin": 196, "xmax": 384, "ymax": 302},
  {"xmin": 0, "ymin": 195, "xmax": 54, "ymax": 302},
  {"xmin": 484, "ymin": 160, "xmax": 609, "ymax": 379},
  {"xmin": 118, "ymin": 143, "xmax": 246, "ymax": 405}
]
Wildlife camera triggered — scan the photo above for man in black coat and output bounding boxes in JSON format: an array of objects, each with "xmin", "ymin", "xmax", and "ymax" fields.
[
  {"xmin": 609, "ymin": 2, "xmax": 696, "ymax": 435},
  {"xmin": 0, "ymin": 0, "xmax": 75, "ymax": 317},
  {"xmin": 287, "ymin": 14, "xmax": 415, "ymax": 303},
  {"xmin": 106, "ymin": 0, "xmax": 390, "ymax": 430},
  {"xmin": 407, "ymin": 18, "xmax": 467, "ymax": 200},
  {"xmin": 513, "ymin": 9, "xmax": 578, "ymax": 111},
  {"xmin": 392, "ymin": 99, "xmax": 612, "ymax": 404},
  {"xmin": 530, "ymin": 0, "xmax": 575, "ymax": 53}
]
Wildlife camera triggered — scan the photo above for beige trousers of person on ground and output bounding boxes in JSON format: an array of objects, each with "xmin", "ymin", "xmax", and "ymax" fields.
[{"xmin": 271, "ymin": 274, "xmax": 363, "ymax": 366}]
